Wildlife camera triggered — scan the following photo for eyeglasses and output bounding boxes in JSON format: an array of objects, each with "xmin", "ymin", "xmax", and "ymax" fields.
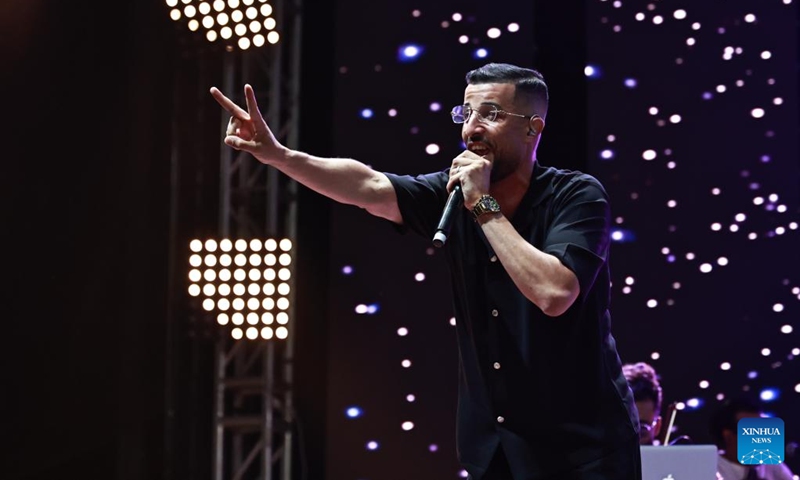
[
  {"xmin": 450, "ymin": 104, "xmax": 538, "ymax": 124},
  {"xmin": 638, "ymin": 419, "xmax": 658, "ymax": 438}
]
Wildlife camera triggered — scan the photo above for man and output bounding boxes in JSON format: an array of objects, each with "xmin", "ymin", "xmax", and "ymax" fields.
[
  {"xmin": 623, "ymin": 362, "xmax": 664, "ymax": 445},
  {"xmin": 211, "ymin": 63, "xmax": 640, "ymax": 479},
  {"xmin": 709, "ymin": 397, "xmax": 793, "ymax": 480}
]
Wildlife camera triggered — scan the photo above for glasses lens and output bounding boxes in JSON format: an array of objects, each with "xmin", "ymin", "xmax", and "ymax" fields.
[
  {"xmin": 477, "ymin": 105, "xmax": 498, "ymax": 122},
  {"xmin": 451, "ymin": 105, "xmax": 467, "ymax": 123}
]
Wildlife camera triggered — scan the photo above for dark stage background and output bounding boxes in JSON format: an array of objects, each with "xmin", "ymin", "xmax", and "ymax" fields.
[{"xmin": 3, "ymin": 1, "xmax": 798, "ymax": 480}]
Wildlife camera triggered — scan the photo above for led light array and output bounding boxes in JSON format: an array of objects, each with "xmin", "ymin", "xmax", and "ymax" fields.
[
  {"xmin": 166, "ymin": 0, "xmax": 280, "ymax": 50},
  {"xmin": 188, "ymin": 238, "xmax": 292, "ymax": 340}
]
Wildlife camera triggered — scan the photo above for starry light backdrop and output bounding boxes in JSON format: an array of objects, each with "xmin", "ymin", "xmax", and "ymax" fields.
[{"xmin": 323, "ymin": 1, "xmax": 799, "ymax": 479}]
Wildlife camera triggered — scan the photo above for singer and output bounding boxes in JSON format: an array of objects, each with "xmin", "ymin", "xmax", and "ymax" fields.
[{"xmin": 211, "ymin": 63, "xmax": 640, "ymax": 480}]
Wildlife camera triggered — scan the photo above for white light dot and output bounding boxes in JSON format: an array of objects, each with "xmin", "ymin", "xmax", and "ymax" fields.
[
  {"xmin": 661, "ymin": 247, "xmax": 670, "ymax": 255},
  {"xmin": 452, "ymin": 12, "xmax": 462, "ymax": 21},
  {"xmin": 601, "ymin": 149, "xmax": 614, "ymax": 159},
  {"xmin": 487, "ymin": 27, "xmax": 501, "ymax": 39},
  {"xmin": 721, "ymin": 362, "xmax": 731, "ymax": 371},
  {"xmin": 761, "ymin": 348, "xmax": 771, "ymax": 356},
  {"xmin": 425, "ymin": 144, "xmax": 440, "ymax": 155},
  {"xmin": 751, "ymin": 108, "xmax": 765, "ymax": 118},
  {"xmin": 769, "ymin": 193, "xmax": 779, "ymax": 202},
  {"xmin": 406, "ymin": 394, "xmax": 416, "ymax": 402},
  {"xmin": 729, "ymin": 224, "xmax": 739, "ymax": 233},
  {"xmin": 667, "ymin": 200, "xmax": 677, "ymax": 208},
  {"xmin": 355, "ymin": 304, "xmax": 368, "ymax": 314},
  {"xmin": 647, "ymin": 299, "xmax": 658, "ymax": 308},
  {"xmin": 635, "ymin": 12, "xmax": 645, "ymax": 21},
  {"xmin": 367, "ymin": 441, "xmax": 379, "ymax": 450},
  {"xmin": 507, "ymin": 23, "xmax": 519, "ymax": 32},
  {"xmin": 401, "ymin": 421, "xmax": 415, "ymax": 431},
  {"xmin": 777, "ymin": 205, "xmax": 787, "ymax": 213},
  {"xmin": 748, "ymin": 233, "xmax": 758, "ymax": 240},
  {"xmin": 699, "ymin": 263, "xmax": 713, "ymax": 273},
  {"xmin": 735, "ymin": 213, "xmax": 746, "ymax": 222},
  {"xmin": 673, "ymin": 282, "xmax": 681, "ymax": 289},
  {"xmin": 669, "ymin": 114, "xmax": 682, "ymax": 123},
  {"xmin": 397, "ymin": 327, "xmax": 409, "ymax": 336},
  {"xmin": 753, "ymin": 196, "xmax": 764, "ymax": 205},
  {"xmin": 711, "ymin": 222, "xmax": 722, "ymax": 231},
  {"xmin": 458, "ymin": 35, "xmax": 469, "ymax": 44},
  {"xmin": 652, "ymin": 15, "xmax": 663, "ymax": 24},
  {"xmin": 692, "ymin": 22, "xmax": 701, "ymax": 30},
  {"xmin": 449, "ymin": 317, "xmax": 456, "ymax": 326},
  {"xmin": 642, "ymin": 150, "xmax": 657, "ymax": 161},
  {"xmin": 773, "ymin": 304, "xmax": 784, "ymax": 313},
  {"xmin": 781, "ymin": 325, "xmax": 793, "ymax": 334},
  {"xmin": 717, "ymin": 257, "xmax": 728, "ymax": 266},
  {"xmin": 607, "ymin": 134, "xmax": 616, "ymax": 142},
  {"xmin": 776, "ymin": 227, "xmax": 786, "ymax": 235},
  {"xmin": 401, "ymin": 359, "xmax": 412, "ymax": 368},
  {"xmin": 651, "ymin": 352, "xmax": 660, "ymax": 360},
  {"xmin": 625, "ymin": 276, "xmax": 635, "ymax": 285},
  {"xmin": 744, "ymin": 14, "xmax": 756, "ymax": 23},
  {"xmin": 699, "ymin": 380, "xmax": 710, "ymax": 389},
  {"xmin": 674, "ymin": 9, "xmax": 687, "ymax": 20},
  {"xmin": 622, "ymin": 286, "xmax": 632, "ymax": 294},
  {"xmin": 716, "ymin": 85, "xmax": 726, "ymax": 93},
  {"xmin": 648, "ymin": 106, "xmax": 659, "ymax": 115},
  {"xmin": 686, "ymin": 253, "xmax": 696, "ymax": 260},
  {"xmin": 761, "ymin": 51, "xmax": 772, "ymax": 60},
  {"xmin": 774, "ymin": 97, "xmax": 784, "ymax": 105}
]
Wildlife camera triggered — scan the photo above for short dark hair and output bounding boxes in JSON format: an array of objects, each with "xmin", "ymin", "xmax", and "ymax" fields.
[
  {"xmin": 622, "ymin": 362, "xmax": 663, "ymax": 414},
  {"xmin": 708, "ymin": 396, "xmax": 761, "ymax": 448},
  {"xmin": 465, "ymin": 63, "xmax": 549, "ymax": 118}
]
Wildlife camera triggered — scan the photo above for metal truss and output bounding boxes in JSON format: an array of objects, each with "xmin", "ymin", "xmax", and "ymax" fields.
[{"xmin": 212, "ymin": 0, "xmax": 302, "ymax": 477}]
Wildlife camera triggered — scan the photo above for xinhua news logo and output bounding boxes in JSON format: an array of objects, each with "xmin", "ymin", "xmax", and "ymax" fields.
[{"xmin": 737, "ymin": 417, "xmax": 785, "ymax": 465}]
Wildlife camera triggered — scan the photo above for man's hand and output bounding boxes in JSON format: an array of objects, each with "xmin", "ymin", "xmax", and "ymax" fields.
[
  {"xmin": 209, "ymin": 84, "xmax": 286, "ymax": 165},
  {"xmin": 446, "ymin": 150, "xmax": 492, "ymax": 210}
]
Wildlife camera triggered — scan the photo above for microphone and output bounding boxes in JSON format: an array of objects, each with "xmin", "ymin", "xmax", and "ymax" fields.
[{"xmin": 432, "ymin": 184, "xmax": 464, "ymax": 248}]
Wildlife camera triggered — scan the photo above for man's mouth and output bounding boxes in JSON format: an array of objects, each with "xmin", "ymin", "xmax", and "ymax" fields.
[{"xmin": 468, "ymin": 143, "xmax": 491, "ymax": 156}]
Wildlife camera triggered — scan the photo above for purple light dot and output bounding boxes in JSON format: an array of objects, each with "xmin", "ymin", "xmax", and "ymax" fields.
[
  {"xmin": 624, "ymin": 78, "xmax": 637, "ymax": 88},
  {"xmin": 410, "ymin": 126, "xmax": 419, "ymax": 134},
  {"xmin": 367, "ymin": 441, "xmax": 379, "ymax": 450},
  {"xmin": 702, "ymin": 92, "xmax": 713, "ymax": 100},
  {"xmin": 766, "ymin": 204, "xmax": 775, "ymax": 211},
  {"xmin": 749, "ymin": 183, "xmax": 760, "ymax": 190},
  {"xmin": 429, "ymin": 444, "xmax": 439, "ymax": 452},
  {"xmin": 761, "ymin": 155, "xmax": 771, "ymax": 163},
  {"xmin": 748, "ymin": 371, "xmax": 758, "ymax": 379},
  {"xmin": 667, "ymin": 255, "xmax": 676, "ymax": 263},
  {"xmin": 342, "ymin": 265, "xmax": 353, "ymax": 275}
]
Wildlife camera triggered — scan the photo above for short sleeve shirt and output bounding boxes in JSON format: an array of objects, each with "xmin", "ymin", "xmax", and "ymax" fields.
[{"xmin": 384, "ymin": 163, "xmax": 639, "ymax": 479}]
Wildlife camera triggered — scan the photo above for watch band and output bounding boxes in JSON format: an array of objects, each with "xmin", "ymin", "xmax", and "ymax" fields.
[{"xmin": 471, "ymin": 195, "xmax": 501, "ymax": 219}]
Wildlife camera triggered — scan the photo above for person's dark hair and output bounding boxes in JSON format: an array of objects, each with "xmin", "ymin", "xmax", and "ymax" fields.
[
  {"xmin": 708, "ymin": 396, "xmax": 761, "ymax": 448},
  {"xmin": 622, "ymin": 362, "xmax": 663, "ymax": 414},
  {"xmin": 465, "ymin": 63, "xmax": 549, "ymax": 118}
]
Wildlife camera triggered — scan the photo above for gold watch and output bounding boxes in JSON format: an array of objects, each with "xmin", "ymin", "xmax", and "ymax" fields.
[{"xmin": 471, "ymin": 195, "xmax": 501, "ymax": 219}]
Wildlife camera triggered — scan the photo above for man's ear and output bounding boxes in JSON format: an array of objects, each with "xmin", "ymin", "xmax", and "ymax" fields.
[{"xmin": 528, "ymin": 115, "xmax": 545, "ymax": 136}]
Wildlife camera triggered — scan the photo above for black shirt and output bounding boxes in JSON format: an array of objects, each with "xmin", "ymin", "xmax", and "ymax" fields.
[{"xmin": 385, "ymin": 163, "xmax": 639, "ymax": 479}]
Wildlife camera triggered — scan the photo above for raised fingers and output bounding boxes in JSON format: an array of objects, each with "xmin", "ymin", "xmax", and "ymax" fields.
[
  {"xmin": 210, "ymin": 86, "xmax": 250, "ymax": 120},
  {"xmin": 243, "ymin": 84, "xmax": 263, "ymax": 121}
]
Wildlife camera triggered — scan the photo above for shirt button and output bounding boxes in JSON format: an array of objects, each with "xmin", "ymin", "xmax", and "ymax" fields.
[
  {"xmin": 497, "ymin": 416, "xmax": 505, "ymax": 424},
  {"xmin": 493, "ymin": 362, "xmax": 501, "ymax": 370},
  {"xmin": 491, "ymin": 309, "xmax": 499, "ymax": 317},
  {"xmin": 490, "ymin": 255, "xmax": 498, "ymax": 262}
]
